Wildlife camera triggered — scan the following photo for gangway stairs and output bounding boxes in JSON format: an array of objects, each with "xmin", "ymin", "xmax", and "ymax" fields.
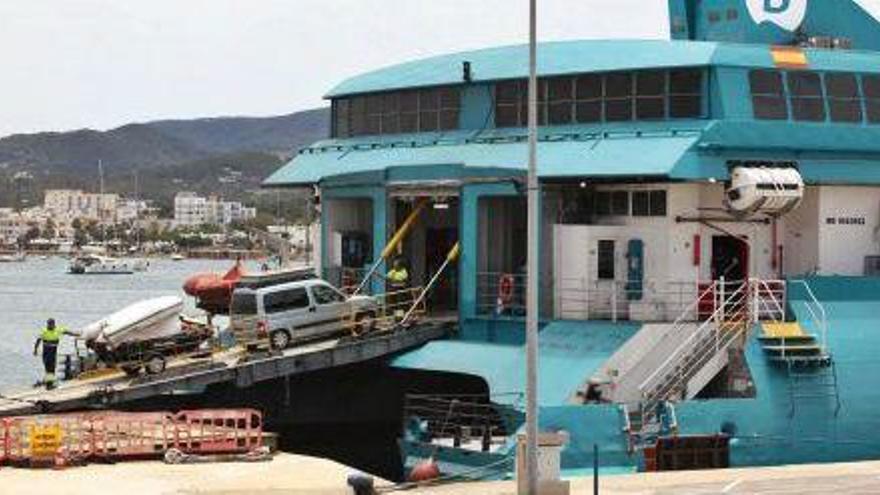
[
  {"xmin": 758, "ymin": 281, "xmax": 840, "ymax": 417},
  {"xmin": 622, "ymin": 279, "xmax": 787, "ymax": 447}
]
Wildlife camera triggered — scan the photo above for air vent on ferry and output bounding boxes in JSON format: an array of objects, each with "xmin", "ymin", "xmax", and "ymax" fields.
[{"xmin": 724, "ymin": 167, "xmax": 804, "ymax": 219}]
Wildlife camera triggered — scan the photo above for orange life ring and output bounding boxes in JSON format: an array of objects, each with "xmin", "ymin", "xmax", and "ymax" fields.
[{"xmin": 498, "ymin": 274, "xmax": 515, "ymax": 304}]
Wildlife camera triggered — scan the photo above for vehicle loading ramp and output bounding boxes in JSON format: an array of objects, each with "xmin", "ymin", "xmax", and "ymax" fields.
[{"xmin": 0, "ymin": 321, "xmax": 452, "ymax": 417}]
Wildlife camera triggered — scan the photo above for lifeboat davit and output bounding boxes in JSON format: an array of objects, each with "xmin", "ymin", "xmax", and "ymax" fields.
[{"xmin": 183, "ymin": 262, "xmax": 245, "ymax": 314}]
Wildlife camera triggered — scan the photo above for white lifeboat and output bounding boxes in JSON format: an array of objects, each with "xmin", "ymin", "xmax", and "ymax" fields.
[{"xmin": 724, "ymin": 167, "xmax": 804, "ymax": 218}]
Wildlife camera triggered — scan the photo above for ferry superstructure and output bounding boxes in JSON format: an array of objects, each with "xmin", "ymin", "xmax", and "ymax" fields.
[{"xmin": 269, "ymin": 0, "xmax": 880, "ymax": 477}]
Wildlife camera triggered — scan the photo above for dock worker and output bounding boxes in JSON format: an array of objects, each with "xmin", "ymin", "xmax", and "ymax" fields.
[
  {"xmin": 33, "ymin": 318, "xmax": 78, "ymax": 390},
  {"xmin": 384, "ymin": 258, "xmax": 410, "ymax": 320}
]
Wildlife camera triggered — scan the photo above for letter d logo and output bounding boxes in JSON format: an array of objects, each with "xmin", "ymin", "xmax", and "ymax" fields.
[{"xmin": 746, "ymin": 0, "xmax": 808, "ymax": 31}]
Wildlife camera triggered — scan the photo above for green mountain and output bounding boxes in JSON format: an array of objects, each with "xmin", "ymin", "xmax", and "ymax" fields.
[{"xmin": 0, "ymin": 108, "xmax": 329, "ymax": 172}]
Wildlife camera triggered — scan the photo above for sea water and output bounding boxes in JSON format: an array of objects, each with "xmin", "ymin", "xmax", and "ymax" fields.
[{"xmin": 0, "ymin": 257, "xmax": 251, "ymax": 391}]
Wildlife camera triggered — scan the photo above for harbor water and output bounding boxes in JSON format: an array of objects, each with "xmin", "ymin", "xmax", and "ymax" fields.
[{"xmin": 0, "ymin": 257, "xmax": 251, "ymax": 392}]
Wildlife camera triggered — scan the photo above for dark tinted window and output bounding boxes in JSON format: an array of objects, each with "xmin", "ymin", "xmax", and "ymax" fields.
[
  {"xmin": 312, "ymin": 285, "xmax": 346, "ymax": 305},
  {"xmin": 597, "ymin": 240, "xmax": 615, "ymax": 280},
  {"xmin": 632, "ymin": 191, "xmax": 650, "ymax": 216},
  {"xmin": 548, "ymin": 77, "xmax": 573, "ymax": 125},
  {"xmin": 649, "ymin": 190, "xmax": 667, "ymax": 216},
  {"xmin": 864, "ymin": 75, "xmax": 880, "ymax": 123},
  {"xmin": 332, "ymin": 86, "xmax": 460, "ymax": 137},
  {"xmin": 750, "ymin": 70, "xmax": 788, "ymax": 120},
  {"xmin": 788, "ymin": 72, "xmax": 826, "ymax": 122},
  {"xmin": 264, "ymin": 288, "xmax": 310, "ymax": 314},
  {"xmin": 594, "ymin": 191, "xmax": 611, "ymax": 215},
  {"xmin": 231, "ymin": 293, "xmax": 257, "ymax": 316},
  {"xmin": 826, "ymin": 73, "xmax": 862, "ymax": 123},
  {"xmin": 636, "ymin": 71, "xmax": 666, "ymax": 120},
  {"xmin": 605, "ymin": 72, "xmax": 634, "ymax": 122},
  {"xmin": 611, "ymin": 191, "xmax": 629, "ymax": 215},
  {"xmin": 669, "ymin": 69, "xmax": 703, "ymax": 118}
]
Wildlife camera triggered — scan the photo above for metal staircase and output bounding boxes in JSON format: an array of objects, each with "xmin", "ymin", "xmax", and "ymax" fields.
[{"xmin": 757, "ymin": 280, "xmax": 840, "ymax": 417}]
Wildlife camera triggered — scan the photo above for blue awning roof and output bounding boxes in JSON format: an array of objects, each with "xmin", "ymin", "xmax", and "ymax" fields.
[
  {"xmin": 327, "ymin": 39, "xmax": 880, "ymax": 98},
  {"xmin": 264, "ymin": 129, "xmax": 704, "ymax": 186}
]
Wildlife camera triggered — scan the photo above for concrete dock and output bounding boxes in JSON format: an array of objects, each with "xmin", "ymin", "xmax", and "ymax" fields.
[{"xmin": 4, "ymin": 456, "xmax": 880, "ymax": 494}]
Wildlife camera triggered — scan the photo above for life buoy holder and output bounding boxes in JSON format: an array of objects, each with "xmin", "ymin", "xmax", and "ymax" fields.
[{"xmin": 498, "ymin": 274, "xmax": 515, "ymax": 305}]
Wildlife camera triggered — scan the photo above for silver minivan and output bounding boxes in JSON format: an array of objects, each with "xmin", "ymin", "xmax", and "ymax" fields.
[{"xmin": 230, "ymin": 277, "xmax": 379, "ymax": 350}]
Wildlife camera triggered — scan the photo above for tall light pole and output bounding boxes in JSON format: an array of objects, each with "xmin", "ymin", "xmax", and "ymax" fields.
[{"xmin": 525, "ymin": 0, "xmax": 540, "ymax": 493}]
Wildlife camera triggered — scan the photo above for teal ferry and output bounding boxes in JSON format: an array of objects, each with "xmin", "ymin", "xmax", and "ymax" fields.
[{"xmin": 266, "ymin": 0, "xmax": 880, "ymax": 476}]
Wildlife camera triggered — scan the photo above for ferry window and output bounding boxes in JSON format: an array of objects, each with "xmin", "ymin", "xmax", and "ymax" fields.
[
  {"xmin": 631, "ymin": 191, "xmax": 650, "ymax": 216},
  {"xmin": 548, "ymin": 77, "xmax": 574, "ymax": 125},
  {"xmin": 399, "ymin": 91, "xmax": 419, "ymax": 133},
  {"xmin": 575, "ymin": 74, "xmax": 603, "ymax": 123},
  {"xmin": 419, "ymin": 89, "xmax": 439, "ymax": 132},
  {"xmin": 611, "ymin": 191, "xmax": 629, "ymax": 215},
  {"xmin": 349, "ymin": 97, "xmax": 367, "ymax": 136},
  {"xmin": 495, "ymin": 80, "xmax": 522, "ymax": 127},
  {"xmin": 381, "ymin": 93, "xmax": 399, "ymax": 134},
  {"xmin": 631, "ymin": 190, "xmax": 666, "ymax": 217},
  {"xmin": 863, "ymin": 75, "xmax": 880, "ymax": 123},
  {"xmin": 597, "ymin": 240, "xmax": 616, "ymax": 280},
  {"xmin": 594, "ymin": 191, "xmax": 612, "ymax": 215},
  {"xmin": 264, "ymin": 288, "xmax": 310, "ymax": 314},
  {"xmin": 669, "ymin": 69, "xmax": 703, "ymax": 118},
  {"xmin": 750, "ymin": 70, "xmax": 788, "ymax": 120},
  {"xmin": 519, "ymin": 80, "xmax": 548, "ymax": 126},
  {"xmin": 636, "ymin": 71, "xmax": 666, "ymax": 120},
  {"xmin": 825, "ymin": 73, "xmax": 862, "ymax": 123},
  {"xmin": 312, "ymin": 285, "xmax": 346, "ymax": 305},
  {"xmin": 366, "ymin": 94, "xmax": 384, "ymax": 135},
  {"xmin": 605, "ymin": 72, "xmax": 634, "ymax": 122},
  {"xmin": 787, "ymin": 72, "xmax": 826, "ymax": 122},
  {"xmin": 333, "ymin": 99, "xmax": 349, "ymax": 138},
  {"xmin": 649, "ymin": 190, "xmax": 667, "ymax": 216},
  {"xmin": 438, "ymin": 87, "xmax": 461, "ymax": 130}
]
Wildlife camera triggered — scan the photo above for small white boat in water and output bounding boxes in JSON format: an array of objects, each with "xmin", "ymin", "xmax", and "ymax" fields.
[
  {"xmin": 69, "ymin": 254, "xmax": 149, "ymax": 274},
  {"xmin": 171, "ymin": 253, "xmax": 186, "ymax": 261},
  {"xmin": 0, "ymin": 252, "xmax": 26, "ymax": 263},
  {"xmin": 81, "ymin": 296, "xmax": 185, "ymax": 348}
]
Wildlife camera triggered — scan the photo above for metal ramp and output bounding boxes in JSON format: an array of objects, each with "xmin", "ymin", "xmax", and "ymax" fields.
[{"xmin": 758, "ymin": 281, "xmax": 840, "ymax": 417}]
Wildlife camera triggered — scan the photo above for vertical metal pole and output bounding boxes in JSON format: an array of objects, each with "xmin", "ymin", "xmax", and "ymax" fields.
[
  {"xmin": 593, "ymin": 443, "xmax": 599, "ymax": 495},
  {"xmin": 526, "ymin": 0, "xmax": 540, "ymax": 493}
]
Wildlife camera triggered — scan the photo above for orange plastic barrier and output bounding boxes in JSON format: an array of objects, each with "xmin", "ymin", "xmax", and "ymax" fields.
[
  {"xmin": 173, "ymin": 409, "xmax": 263, "ymax": 454},
  {"xmin": 0, "ymin": 409, "xmax": 263, "ymax": 466}
]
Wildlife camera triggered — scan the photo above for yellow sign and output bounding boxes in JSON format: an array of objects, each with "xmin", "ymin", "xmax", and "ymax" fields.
[{"xmin": 29, "ymin": 424, "xmax": 64, "ymax": 459}]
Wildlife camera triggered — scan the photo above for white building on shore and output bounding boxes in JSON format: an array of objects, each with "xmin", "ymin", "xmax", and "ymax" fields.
[
  {"xmin": 174, "ymin": 192, "xmax": 256, "ymax": 227},
  {"xmin": 44, "ymin": 189, "xmax": 119, "ymax": 223}
]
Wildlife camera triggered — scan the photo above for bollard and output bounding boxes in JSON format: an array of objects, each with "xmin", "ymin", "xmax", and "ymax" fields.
[{"xmin": 346, "ymin": 473, "xmax": 375, "ymax": 495}]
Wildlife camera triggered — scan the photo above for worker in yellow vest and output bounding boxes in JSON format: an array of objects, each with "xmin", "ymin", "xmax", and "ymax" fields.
[
  {"xmin": 384, "ymin": 258, "xmax": 410, "ymax": 320},
  {"xmin": 33, "ymin": 318, "xmax": 77, "ymax": 390}
]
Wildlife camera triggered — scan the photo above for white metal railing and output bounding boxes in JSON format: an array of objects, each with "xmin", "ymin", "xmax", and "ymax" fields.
[
  {"xmin": 637, "ymin": 280, "xmax": 753, "ymax": 422},
  {"xmin": 751, "ymin": 279, "xmax": 787, "ymax": 323},
  {"xmin": 788, "ymin": 279, "xmax": 829, "ymax": 356}
]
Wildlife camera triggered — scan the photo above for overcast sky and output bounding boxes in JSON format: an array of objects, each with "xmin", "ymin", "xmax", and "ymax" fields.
[{"xmin": 0, "ymin": 0, "xmax": 669, "ymax": 137}]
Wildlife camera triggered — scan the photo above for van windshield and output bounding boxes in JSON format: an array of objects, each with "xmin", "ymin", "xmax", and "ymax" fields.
[{"xmin": 231, "ymin": 293, "xmax": 258, "ymax": 316}]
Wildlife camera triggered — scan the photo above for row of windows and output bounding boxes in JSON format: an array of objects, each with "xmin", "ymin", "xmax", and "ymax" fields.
[
  {"xmin": 593, "ymin": 190, "xmax": 668, "ymax": 217},
  {"xmin": 495, "ymin": 69, "xmax": 704, "ymax": 128},
  {"xmin": 263, "ymin": 285, "xmax": 346, "ymax": 314},
  {"xmin": 750, "ymin": 70, "xmax": 880, "ymax": 123},
  {"xmin": 332, "ymin": 86, "xmax": 461, "ymax": 138}
]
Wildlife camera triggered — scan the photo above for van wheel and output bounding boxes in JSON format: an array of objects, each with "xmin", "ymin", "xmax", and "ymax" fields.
[
  {"xmin": 121, "ymin": 365, "xmax": 141, "ymax": 377},
  {"xmin": 145, "ymin": 354, "xmax": 166, "ymax": 375},
  {"xmin": 270, "ymin": 329, "xmax": 291, "ymax": 350}
]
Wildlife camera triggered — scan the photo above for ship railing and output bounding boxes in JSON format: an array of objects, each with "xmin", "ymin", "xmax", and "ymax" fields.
[
  {"xmin": 750, "ymin": 278, "xmax": 787, "ymax": 323},
  {"xmin": 477, "ymin": 272, "xmax": 718, "ymax": 322},
  {"xmin": 342, "ymin": 286, "xmax": 426, "ymax": 335},
  {"xmin": 403, "ymin": 393, "xmax": 522, "ymax": 451},
  {"xmin": 787, "ymin": 279, "xmax": 829, "ymax": 356}
]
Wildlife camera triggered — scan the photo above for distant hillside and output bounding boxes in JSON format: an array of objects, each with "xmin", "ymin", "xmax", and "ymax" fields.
[{"xmin": 0, "ymin": 107, "xmax": 329, "ymax": 172}]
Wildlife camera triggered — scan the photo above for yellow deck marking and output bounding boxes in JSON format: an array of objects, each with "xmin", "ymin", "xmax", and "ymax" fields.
[
  {"xmin": 762, "ymin": 322, "xmax": 806, "ymax": 338},
  {"xmin": 771, "ymin": 46, "xmax": 809, "ymax": 69}
]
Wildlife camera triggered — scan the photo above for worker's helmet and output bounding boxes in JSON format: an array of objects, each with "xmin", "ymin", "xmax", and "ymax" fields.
[{"xmin": 46, "ymin": 318, "xmax": 56, "ymax": 328}]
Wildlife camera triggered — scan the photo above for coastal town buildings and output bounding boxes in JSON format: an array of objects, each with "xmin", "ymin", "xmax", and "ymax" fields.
[{"xmin": 173, "ymin": 192, "xmax": 256, "ymax": 227}]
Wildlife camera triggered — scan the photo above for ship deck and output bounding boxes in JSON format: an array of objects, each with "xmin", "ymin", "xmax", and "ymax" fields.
[{"xmin": 0, "ymin": 321, "xmax": 452, "ymax": 417}]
